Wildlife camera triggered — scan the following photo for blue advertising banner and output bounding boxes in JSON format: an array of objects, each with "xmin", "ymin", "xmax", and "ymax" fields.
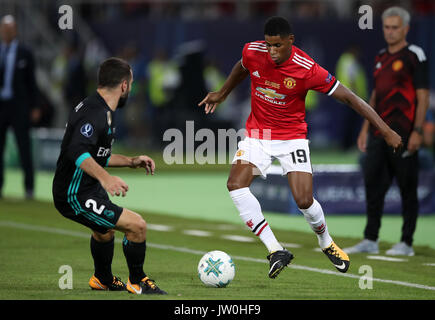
[{"xmin": 251, "ymin": 165, "xmax": 435, "ymax": 215}]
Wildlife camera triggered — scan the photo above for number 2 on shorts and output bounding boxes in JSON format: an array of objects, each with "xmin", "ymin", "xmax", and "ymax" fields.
[{"xmin": 85, "ymin": 199, "xmax": 106, "ymax": 215}]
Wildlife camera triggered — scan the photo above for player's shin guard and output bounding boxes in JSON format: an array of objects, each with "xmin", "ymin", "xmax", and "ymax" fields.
[
  {"xmin": 90, "ymin": 235, "xmax": 115, "ymax": 285},
  {"xmin": 229, "ymin": 187, "xmax": 283, "ymax": 253},
  {"xmin": 122, "ymin": 236, "xmax": 146, "ymax": 284},
  {"xmin": 298, "ymin": 199, "xmax": 333, "ymax": 249}
]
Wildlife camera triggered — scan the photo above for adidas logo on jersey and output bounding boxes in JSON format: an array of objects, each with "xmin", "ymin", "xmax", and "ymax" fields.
[{"xmin": 252, "ymin": 71, "xmax": 260, "ymax": 78}]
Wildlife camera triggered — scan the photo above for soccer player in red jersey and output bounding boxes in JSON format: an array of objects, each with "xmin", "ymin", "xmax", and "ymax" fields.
[{"xmin": 199, "ymin": 16, "xmax": 402, "ymax": 278}]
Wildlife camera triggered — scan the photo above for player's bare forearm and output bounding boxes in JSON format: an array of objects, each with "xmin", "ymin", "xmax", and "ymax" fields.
[
  {"xmin": 332, "ymin": 84, "xmax": 402, "ymax": 149},
  {"xmin": 333, "ymin": 84, "xmax": 391, "ymax": 136},
  {"xmin": 80, "ymin": 156, "xmax": 111, "ymax": 183},
  {"xmin": 218, "ymin": 60, "xmax": 250, "ymax": 100},
  {"xmin": 107, "ymin": 154, "xmax": 155, "ymax": 175},
  {"xmin": 199, "ymin": 60, "xmax": 249, "ymax": 114},
  {"xmin": 107, "ymin": 154, "xmax": 133, "ymax": 168},
  {"xmin": 359, "ymin": 90, "xmax": 376, "ymax": 134},
  {"xmin": 80, "ymin": 156, "xmax": 129, "ymax": 196}
]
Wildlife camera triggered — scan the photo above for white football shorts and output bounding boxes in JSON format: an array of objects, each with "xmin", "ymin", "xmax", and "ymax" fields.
[{"xmin": 232, "ymin": 137, "xmax": 312, "ymax": 178}]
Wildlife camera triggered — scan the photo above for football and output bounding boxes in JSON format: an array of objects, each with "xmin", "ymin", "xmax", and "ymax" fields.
[{"xmin": 197, "ymin": 250, "xmax": 236, "ymax": 288}]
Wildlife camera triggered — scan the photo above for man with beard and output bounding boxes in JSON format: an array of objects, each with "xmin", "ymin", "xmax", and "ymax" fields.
[{"xmin": 52, "ymin": 57, "xmax": 167, "ymax": 295}]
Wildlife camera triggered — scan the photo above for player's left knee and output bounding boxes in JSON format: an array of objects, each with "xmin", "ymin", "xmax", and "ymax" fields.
[
  {"xmin": 137, "ymin": 218, "xmax": 147, "ymax": 238},
  {"xmin": 93, "ymin": 229, "xmax": 115, "ymax": 242},
  {"xmin": 295, "ymin": 196, "xmax": 314, "ymax": 210}
]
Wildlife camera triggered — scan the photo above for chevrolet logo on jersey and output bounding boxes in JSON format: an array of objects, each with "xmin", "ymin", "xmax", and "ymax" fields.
[{"xmin": 256, "ymin": 87, "xmax": 286, "ymax": 100}]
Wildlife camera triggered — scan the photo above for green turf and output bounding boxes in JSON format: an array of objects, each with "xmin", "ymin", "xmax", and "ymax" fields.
[
  {"xmin": 3, "ymin": 169, "xmax": 434, "ymax": 249},
  {"xmin": 1, "ymin": 200, "xmax": 435, "ymax": 300}
]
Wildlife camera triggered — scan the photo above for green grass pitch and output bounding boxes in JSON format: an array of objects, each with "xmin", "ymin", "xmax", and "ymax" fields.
[{"xmin": 1, "ymin": 199, "xmax": 435, "ymax": 300}]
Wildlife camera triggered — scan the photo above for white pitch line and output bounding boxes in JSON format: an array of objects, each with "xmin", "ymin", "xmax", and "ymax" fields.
[
  {"xmin": 221, "ymin": 235, "xmax": 255, "ymax": 242},
  {"xmin": 367, "ymin": 255, "xmax": 407, "ymax": 262},
  {"xmin": 1, "ymin": 220, "xmax": 435, "ymax": 292},
  {"xmin": 183, "ymin": 230, "xmax": 212, "ymax": 237},
  {"xmin": 147, "ymin": 224, "xmax": 174, "ymax": 232},
  {"xmin": 280, "ymin": 242, "xmax": 302, "ymax": 248}
]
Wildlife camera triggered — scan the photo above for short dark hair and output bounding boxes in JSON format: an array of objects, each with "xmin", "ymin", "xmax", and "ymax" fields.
[
  {"xmin": 97, "ymin": 57, "xmax": 131, "ymax": 88},
  {"xmin": 264, "ymin": 16, "xmax": 293, "ymax": 37}
]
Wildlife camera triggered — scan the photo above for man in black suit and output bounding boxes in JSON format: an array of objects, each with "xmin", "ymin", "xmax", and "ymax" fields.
[{"xmin": 0, "ymin": 15, "xmax": 39, "ymax": 199}]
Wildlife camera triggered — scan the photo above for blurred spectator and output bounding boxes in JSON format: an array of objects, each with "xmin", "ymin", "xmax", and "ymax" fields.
[
  {"xmin": 335, "ymin": 45, "xmax": 368, "ymax": 149},
  {"xmin": 63, "ymin": 41, "xmax": 88, "ymax": 108},
  {"xmin": 203, "ymin": 58, "xmax": 236, "ymax": 124},
  {"xmin": 83, "ymin": 37, "xmax": 109, "ymax": 86},
  {"xmin": 32, "ymin": 88, "xmax": 55, "ymax": 128},
  {"xmin": 172, "ymin": 40, "xmax": 208, "ymax": 130},
  {"xmin": 294, "ymin": 1, "xmax": 328, "ymax": 18},
  {"xmin": 117, "ymin": 43, "xmax": 147, "ymax": 145},
  {"xmin": 0, "ymin": 15, "xmax": 38, "ymax": 199},
  {"xmin": 146, "ymin": 48, "xmax": 180, "ymax": 146}
]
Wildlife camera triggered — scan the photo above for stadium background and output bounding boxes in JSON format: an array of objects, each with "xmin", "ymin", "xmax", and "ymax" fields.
[{"xmin": 0, "ymin": 0, "xmax": 434, "ymax": 269}]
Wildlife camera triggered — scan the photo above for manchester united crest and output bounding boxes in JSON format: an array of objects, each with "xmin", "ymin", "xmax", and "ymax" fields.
[
  {"xmin": 392, "ymin": 60, "xmax": 403, "ymax": 72},
  {"xmin": 283, "ymin": 77, "xmax": 296, "ymax": 89}
]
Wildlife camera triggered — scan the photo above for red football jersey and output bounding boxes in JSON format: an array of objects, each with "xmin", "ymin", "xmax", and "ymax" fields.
[{"xmin": 241, "ymin": 41, "xmax": 339, "ymax": 140}]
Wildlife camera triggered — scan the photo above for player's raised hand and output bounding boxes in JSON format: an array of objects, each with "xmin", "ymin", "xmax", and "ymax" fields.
[
  {"xmin": 198, "ymin": 91, "xmax": 225, "ymax": 114},
  {"xmin": 383, "ymin": 129, "xmax": 403, "ymax": 153},
  {"xmin": 131, "ymin": 155, "xmax": 155, "ymax": 175},
  {"xmin": 101, "ymin": 175, "xmax": 129, "ymax": 197}
]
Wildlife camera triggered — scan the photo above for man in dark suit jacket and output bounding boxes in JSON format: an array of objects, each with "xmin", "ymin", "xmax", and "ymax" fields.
[{"xmin": 0, "ymin": 15, "xmax": 39, "ymax": 199}]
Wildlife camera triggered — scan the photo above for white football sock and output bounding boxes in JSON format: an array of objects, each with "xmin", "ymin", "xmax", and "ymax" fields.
[
  {"xmin": 299, "ymin": 198, "xmax": 333, "ymax": 249},
  {"xmin": 229, "ymin": 187, "xmax": 283, "ymax": 253}
]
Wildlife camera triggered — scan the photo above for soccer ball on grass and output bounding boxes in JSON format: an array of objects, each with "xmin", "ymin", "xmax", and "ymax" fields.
[{"xmin": 197, "ymin": 250, "xmax": 235, "ymax": 288}]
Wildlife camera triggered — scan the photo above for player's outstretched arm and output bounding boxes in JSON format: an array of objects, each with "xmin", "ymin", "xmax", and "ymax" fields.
[
  {"xmin": 356, "ymin": 90, "xmax": 376, "ymax": 152},
  {"xmin": 107, "ymin": 154, "xmax": 155, "ymax": 175},
  {"xmin": 198, "ymin": 60, "xmax": 249, "ymax": 114},
  {"xmin": 332, "ymin": 84, "xmax": 402, "ymax": 151},
  {"xmin": 80, "ymin": 156, "xmax": 129, "ymax": 197}
]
